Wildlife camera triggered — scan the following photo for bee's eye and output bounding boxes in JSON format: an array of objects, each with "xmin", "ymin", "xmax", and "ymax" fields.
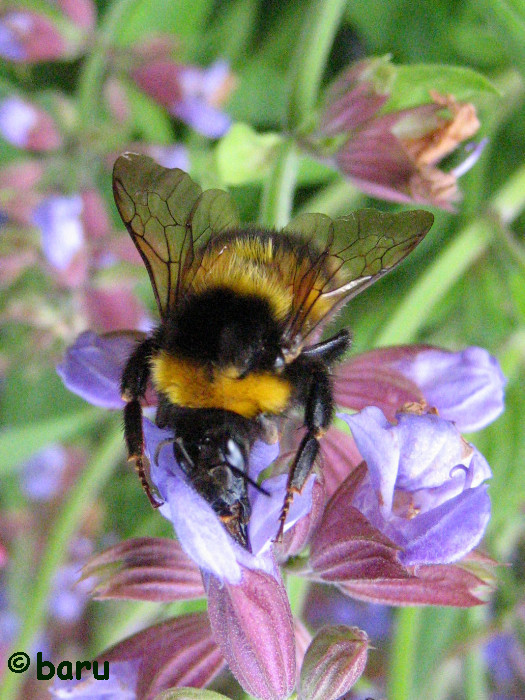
[{"xmin": 224, "ymin": 438, "xmax": 245, "ymax": 471}]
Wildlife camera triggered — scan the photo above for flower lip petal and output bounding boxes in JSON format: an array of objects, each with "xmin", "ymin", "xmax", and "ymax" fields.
[
  {"xmin": 398, "ymin": 483, "xmax": 491, "ymax": 565},
  {"xmin": 248, "ymin": 471, "xmax": 315, "ymax": 556},
  {"xmin": 341, "ymin": 406, "xmax": 492, "ymax": 566}
]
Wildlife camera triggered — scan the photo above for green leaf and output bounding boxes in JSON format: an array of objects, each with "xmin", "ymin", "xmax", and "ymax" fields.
[
  {"xmin": 115, "ymin": 0, "xmax": 214, "ymax": 56},
  {"xmin": 216, "ymin": 123, "xmax": 282, "ymax": 185},
  {"xmin": 384, "ymin": 64, "xmax": 499, "ymax": 113},
  {"xmin": 155, "ymin": 690, "xmax": 230, "ymax": 700},
  {"xmin": 0, "ymin": 408, "xmax": 101, "ymax": 476}
]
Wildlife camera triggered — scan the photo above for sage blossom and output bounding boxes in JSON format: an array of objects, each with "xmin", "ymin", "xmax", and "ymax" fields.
[{"xmin": 318, "ymin": 59, "xmax": 485, "ymax": 209}]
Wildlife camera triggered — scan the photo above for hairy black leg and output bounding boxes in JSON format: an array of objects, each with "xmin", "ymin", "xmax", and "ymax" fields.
[
  {"xmin": 121, "ymin": 336, "xmax": 157, "ymax": 400},
  {"xmin": 121, "ymin": 336, "xmax": 162, "ymax": 507},
  {"xmin": 277, "ymin": 362, "xmax": 333, "ymax": 540},
  {"xmin": 300, "ymin": 329, "xmax": 351, "ymax": 363}
]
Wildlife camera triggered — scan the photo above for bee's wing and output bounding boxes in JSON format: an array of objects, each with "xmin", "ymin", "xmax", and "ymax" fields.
[
  {"xmin": 113, "ymin": 153, "xmax": 240, "ymax": 318},
  {"xmin": 282, "ymin": 208, "xmax": 434, "ymax": 343}
]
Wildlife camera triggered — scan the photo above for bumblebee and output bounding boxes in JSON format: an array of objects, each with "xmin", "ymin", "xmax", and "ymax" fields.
[{"xmin": 113, "ymin": 153, "xmax": 433, "ymax": 549}]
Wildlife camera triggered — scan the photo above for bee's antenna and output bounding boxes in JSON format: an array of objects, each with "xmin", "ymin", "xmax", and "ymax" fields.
[{"xmin": 226, "ymin": 465, "xmax": 270, "ymax": 495}]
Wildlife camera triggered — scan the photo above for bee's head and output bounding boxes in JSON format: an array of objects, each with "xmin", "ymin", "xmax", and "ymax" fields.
[{"xmin": 171, "ymin": 409, "xmax": 259, "ymax": 549}]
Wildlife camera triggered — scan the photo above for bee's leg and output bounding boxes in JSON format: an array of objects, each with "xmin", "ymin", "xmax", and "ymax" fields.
[
  {"xmin": 277, "ymin": 363, "xmax": 333, "ymax": 540},
  {"xmin": 121, "ymin": 337, "xmax": 163, "ymax": 508},
  {"xmin": 300, "ymin": 329, "xmax": 351, "ymax": 363}
]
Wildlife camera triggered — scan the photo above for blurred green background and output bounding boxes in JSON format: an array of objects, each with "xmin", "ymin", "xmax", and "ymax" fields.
[{"xmin": 1, "ymin": 1, "xmax": 525, "ymax": 698}]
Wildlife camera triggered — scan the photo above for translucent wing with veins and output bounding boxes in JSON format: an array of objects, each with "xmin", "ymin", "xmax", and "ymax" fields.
[
  {"xmin": 282, "ymin": 208, "xmax": 434, "ymax": 343},
  {"xmin": 112, "ymin": 152, "xmax": 240, "ymax": 318}
]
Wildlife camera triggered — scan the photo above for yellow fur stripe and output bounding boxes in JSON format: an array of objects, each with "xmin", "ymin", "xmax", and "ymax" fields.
[{"xmin": 151, "ymin": 352, "xmax": 292, "ymax": 419}]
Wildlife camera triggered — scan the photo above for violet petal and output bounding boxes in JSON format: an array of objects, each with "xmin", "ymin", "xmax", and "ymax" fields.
[
  {"xmin": 397, "ymin": 484, "xmax": 491, "ymax": 565},
  {"xmin": 57, "ymin": 331, "xmax": 142, "ymax": 408},
  {"xmin": 337, "ymin": 407, "xmax": 400, "ymax": 514},
  {"xmin": 392, "ymin": 346, "xmax": 506, "ymax": 432}
]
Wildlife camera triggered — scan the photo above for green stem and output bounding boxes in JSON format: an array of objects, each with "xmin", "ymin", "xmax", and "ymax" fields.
[
  {"xmin": 463, "ymin": 609, "xmax": 489, "ymax": 700},
  {"xmin": 375, "ymin": 218, "xmax": 492, "ymax": 346},
  {"xmin": 77, "ymin": 0, "xmax": 140, "ymax": 129},
  {"xmin": 259, "ymin": 139, "xmax": 299, "ymax": 227},
  {"xmin": 375, "ymin": 163, "xmax": 525, "ymax": 346},
  {"xmin": 387, "ymin": 607, "xmax": 421, "ymax": 700},
  {"xmin": 296, "ymin": 178, "xmax": 366, "ymax": 217},
  {"xmin": 286, "ymin": 0, "xmax": 348, "ymax": 131},
  {"xmin": 2, "ymin": 424, "xmax": 123, "ymax": 700}
]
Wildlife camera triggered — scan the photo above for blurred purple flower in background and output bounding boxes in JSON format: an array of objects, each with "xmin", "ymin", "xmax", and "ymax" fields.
[
  {"xmin": 20, "ymin": 444, "xmax": 67, "ymax": 501},
  {"xmin": 0, "ymin": 10, "xmax": 68, "ymax": 63},
  {"xmin": 32, "ymin": 194, "xmax": 84, "ymax": 271},
  {"xmin": 0, "ymin": 97, "xmax": 62, "ymax": 152},
  {"xmin": 132, "ymin": 59, "xmax": 234, "ymax": 138}
]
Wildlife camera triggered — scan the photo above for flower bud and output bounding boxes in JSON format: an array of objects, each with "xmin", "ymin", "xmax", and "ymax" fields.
[{"xmin": 299, "ymin": 625, "xmax": 369, "ymax": 700}]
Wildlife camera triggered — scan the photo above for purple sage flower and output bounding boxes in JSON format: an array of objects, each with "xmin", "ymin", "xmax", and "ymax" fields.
[
  {"xmin": 319, "ymin": 59, "xmax": 483, "ymax": 209},
  {"xmin": 0, "ymin": 11, "xmax": 68, "ymax": 63},
  {"xmin": 132, "ymin": 59, "xmax": 233, "ymax": 138},
  {"xmin": 336, "ymin": 345, "xmax": 506, "ymax": 433},
  {"xmin": 0, "ymin": 97, "xmax": 62, "ymax": 151},
  {"xmin": 32, "ymin": 194, "xmax": 84, "ymax": 270},
  {"xmin": 338, "ymin": 407, "xmax": 492, "ymax": 565}
]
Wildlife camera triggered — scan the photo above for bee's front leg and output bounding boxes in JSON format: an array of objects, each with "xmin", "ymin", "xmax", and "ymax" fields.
[{"xmin": 121, "ymin": 337, "xmax": 163, "ymax": 508}]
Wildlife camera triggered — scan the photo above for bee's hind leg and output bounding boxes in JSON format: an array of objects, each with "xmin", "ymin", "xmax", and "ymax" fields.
[
  {"xmin": 123, "ymin": 399, "xmax": 163, "ymax": 508},
  {"xmin": 276, "ymin": 362, "xmax": 333, "ymax": 541}
]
